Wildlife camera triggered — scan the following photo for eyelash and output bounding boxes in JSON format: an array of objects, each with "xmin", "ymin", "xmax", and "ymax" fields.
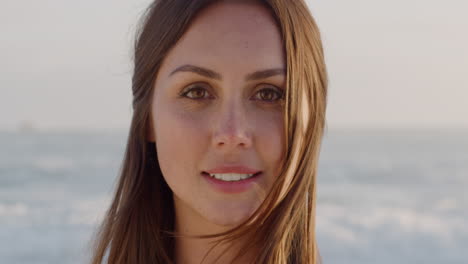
[{"xmin": 179, "ymin": 84, "xmax": 284, "ymax": 103}]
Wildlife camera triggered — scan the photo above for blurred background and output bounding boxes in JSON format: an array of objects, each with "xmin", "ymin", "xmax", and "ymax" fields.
[{"xmin": 1, "ymin": 0, "xmax": 467, "ymax": 263}]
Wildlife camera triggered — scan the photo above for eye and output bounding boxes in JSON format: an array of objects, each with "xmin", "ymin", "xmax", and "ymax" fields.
[
  {"xmin": 179, "ymin": 84, "xmax": 212, "ymax": 100},
  {"xmin": 253, "ymin": 86, "xmax": 284, "ymax": 102}
]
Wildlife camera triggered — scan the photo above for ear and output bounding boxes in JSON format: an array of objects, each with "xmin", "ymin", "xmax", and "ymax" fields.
[{"xmin": 146, "ymin": 116, "xmax": 156, "ymax": 142}]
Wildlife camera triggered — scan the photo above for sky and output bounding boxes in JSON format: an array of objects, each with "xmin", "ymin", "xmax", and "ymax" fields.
[{"xmin": 1, "ymin": 0, "xmax": 467, "ymax": 132}]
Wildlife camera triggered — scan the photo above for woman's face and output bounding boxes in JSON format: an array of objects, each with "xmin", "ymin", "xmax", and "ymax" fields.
[{"xmin": 149, "ymin": 1, "xmax": 285, "ymax": 228}]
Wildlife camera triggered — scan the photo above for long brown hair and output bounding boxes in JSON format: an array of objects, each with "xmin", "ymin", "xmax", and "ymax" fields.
[{"xmin": 90, "ymin": 0, "xmax": 327, "ymax": 263}]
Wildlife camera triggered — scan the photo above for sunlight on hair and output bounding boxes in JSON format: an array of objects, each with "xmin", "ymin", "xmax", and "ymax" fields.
[{"xmin": 277, "ymin": 87, "xmax": 311, "ymax": 205}]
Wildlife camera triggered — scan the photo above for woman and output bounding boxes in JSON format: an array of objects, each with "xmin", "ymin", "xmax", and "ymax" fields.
[{"xmin": 91, "ymin": 0, "xmax": 327, "ymax": 263}]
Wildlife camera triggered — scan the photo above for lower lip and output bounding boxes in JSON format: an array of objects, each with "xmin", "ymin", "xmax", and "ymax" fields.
[{"xmin": 201, "ymin": 172, "xmax": 262, "ymax": 194}]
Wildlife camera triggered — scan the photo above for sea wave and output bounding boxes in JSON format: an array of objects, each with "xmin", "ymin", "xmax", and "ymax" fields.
[
  {"xmin": 0, "ymin": 202, "xmax": 28, "ymax": 217},
  {"xmin": 33, "ymin": 156, "xmax": 76, "ymax": 171},
  {"xmin": 317, "ymin": 202, "xmax": 468, "ymax": 247}
]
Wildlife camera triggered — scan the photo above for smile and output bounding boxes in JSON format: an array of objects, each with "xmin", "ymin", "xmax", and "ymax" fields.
[
  {"xmin": 206, "ymin": 172, "xmax": 257, "ymax": 181},
  {"xmin": 201, "ymin": 171, "xmax": 262, "ymax": 194}
]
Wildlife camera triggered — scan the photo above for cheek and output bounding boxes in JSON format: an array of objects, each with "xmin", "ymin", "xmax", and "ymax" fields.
[
  {"xmin": 253, "ymin": 111, "xmax": 285, "ymax": 172},
  {"xmin": 152, "ymin": 104, "xmax": 208, "ymax": 185}
]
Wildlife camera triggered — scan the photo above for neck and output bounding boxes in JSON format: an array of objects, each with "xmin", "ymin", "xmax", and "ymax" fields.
[{"xmin": 173, "ymin": 196, "xmax": 254, "ymax": 264}]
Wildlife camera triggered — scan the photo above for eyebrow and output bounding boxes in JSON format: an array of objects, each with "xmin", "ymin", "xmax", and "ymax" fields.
[{"xmin": 169, "ymin": 64, "xmax": 285, "ymax": 81}]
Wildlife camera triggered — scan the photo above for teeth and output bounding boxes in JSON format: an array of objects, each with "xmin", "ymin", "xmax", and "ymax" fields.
[{"xmin": 209, "ymin": 173, "xmax": 254, "ymax": 181}]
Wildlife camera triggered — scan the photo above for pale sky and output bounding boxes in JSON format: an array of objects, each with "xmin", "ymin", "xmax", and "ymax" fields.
[{"xmin": 1, "ymin": 0, "xmax": 467, "ymax": 132}]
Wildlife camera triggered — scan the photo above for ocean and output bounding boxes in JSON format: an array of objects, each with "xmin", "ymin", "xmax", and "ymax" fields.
[{"xmin": 0, "ymin": 129, "xmax": 466, "ymax": 264}]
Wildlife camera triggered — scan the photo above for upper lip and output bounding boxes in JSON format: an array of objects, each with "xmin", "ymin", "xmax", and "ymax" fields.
[{"xmin": 204, "ymin": 165, "xmax": 261, "ymax": 174}]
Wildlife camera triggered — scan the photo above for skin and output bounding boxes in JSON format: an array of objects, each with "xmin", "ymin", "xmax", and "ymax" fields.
[{"xmin": 148, "ymin": 1, "xmax": 286, "ymax": 263}]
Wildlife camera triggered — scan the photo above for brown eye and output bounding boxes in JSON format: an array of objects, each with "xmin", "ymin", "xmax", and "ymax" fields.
[
  {"xmin": 180, "ymin": 85, "xmax": 211, "ymax": 100},
  {"xmin": 254, "ymin": 87, "xmax": 284, "ymax": 102}
]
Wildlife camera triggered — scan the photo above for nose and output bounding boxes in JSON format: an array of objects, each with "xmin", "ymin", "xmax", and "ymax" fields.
[{"xmin": 212, "ymin": 101, "xmax": 253, "ymax": 150}]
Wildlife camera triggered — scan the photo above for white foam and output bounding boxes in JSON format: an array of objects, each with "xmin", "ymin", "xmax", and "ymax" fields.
[
  {"xmin": 67, "ymin": 196, "xmax": 111, "ymax": 226},
  {"xmin": 434, "ymin": 198, "xmax": 458, "ymax": 212},
  {"xmin": 0, "ymin": 202, "xmax": 28, "ymax": 217},
  {"xmin": 318, "ymin": 220, "xmax": 363, "ymax": 245},
  {"xmin": 33, "ymin": 156, "xmax": 76, "ymax": 171},
  {"xmin": 317, "ymin": 203, "xmax": 468, "ymax": 246}
]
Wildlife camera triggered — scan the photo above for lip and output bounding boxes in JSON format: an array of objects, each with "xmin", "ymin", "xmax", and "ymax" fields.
[
  {"xmin": 204, "ymin": 165, "xmax": 261, "ymax": 174},
  {"xmin": 201, "ymin": 171, "xmax": 262, "ymax": 194}
]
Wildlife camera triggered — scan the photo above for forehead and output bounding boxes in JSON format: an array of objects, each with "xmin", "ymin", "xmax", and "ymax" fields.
[{"xmin": 159, "ymin": 1, "xmax": 285, "ymax": 75}]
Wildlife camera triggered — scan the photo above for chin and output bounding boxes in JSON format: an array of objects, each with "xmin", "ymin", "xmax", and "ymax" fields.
[{"xmin": 202, "ymin": 201, "xmax": 259, "ymax": 228}]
